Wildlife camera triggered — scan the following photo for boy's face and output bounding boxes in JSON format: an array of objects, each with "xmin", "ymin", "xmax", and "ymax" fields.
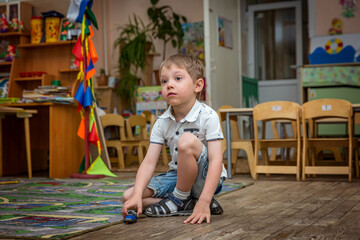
[{"xmin": 160, "ymin": 64, "xmax": 203, "ymax": 108}]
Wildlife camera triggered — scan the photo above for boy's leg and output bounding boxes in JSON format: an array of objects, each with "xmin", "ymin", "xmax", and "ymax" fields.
[
  {"xmin": 123, "ymin": 187, "xmax": 162, "ymax": 208},
  {"xmin": 176, "ymin": 132, "xmax": 203, "ymax": 192},
  {"xmin": 144, "ymin": 133, "xmax": 203, "ymax": 217}
]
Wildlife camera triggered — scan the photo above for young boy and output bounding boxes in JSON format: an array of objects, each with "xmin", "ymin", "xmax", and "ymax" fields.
[{"xmin": 122, "ymin": 54, "xmax": 227, "ymax": 224}]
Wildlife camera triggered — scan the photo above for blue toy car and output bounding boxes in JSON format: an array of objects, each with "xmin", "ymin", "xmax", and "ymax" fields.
[{"xmin": 124, "ymin": 210, "xmax": 137, "ymax": 224}]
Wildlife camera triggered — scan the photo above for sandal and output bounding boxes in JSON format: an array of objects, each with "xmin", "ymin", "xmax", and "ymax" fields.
[
  {"xmin": 144, "ymin": 193, "xmax": 196, "ymax": 217},
  {"xmin": 210, "ymin": 197, "xmax": 223, "ymax": 215}
]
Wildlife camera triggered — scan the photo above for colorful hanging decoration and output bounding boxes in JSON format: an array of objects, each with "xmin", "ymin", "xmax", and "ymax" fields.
[
  {"xmin": 340, "ymin": 0, "xmax": 357, "ymax": 18},
  {"xmin": 68, "ymin": 0, "xmax": 115, "ymax": 178}
]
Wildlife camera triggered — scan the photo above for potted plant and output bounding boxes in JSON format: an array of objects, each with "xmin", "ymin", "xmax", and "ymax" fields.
[
  {"xmin": 96, "ymin": 68, "xmax": 109, "ymax": 86},
  {"xmin": 147, "ymin": 0, "xmax": 187, "ymax": 60},
  {"xmin": 114, "ymin": 14, "xmax": 153, "ymax": 105}
]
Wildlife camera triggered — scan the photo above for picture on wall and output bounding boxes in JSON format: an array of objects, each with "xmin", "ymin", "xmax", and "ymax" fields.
[
  {"xmin": 217, "ymin": 16, "xmax": 233, "ymax": 49},
  {"xmin": 180, "ymin": 21, "xmax": 204, "ymax": 64},
  {"xmin": 59, "ymin": 18, "xmax": 77, "ymax": 41},
  {"xmin": 7, "ymin": 2, "xmax": 19, "ymax": 21}
]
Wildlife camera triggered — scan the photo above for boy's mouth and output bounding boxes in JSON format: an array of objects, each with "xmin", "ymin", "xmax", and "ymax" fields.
[{"xmin": 167, "ymin": 92, "xmax": 176, "ymax": 97}]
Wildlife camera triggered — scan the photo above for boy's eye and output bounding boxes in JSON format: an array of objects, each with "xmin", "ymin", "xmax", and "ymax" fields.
[
  {"xmin": 175, "ymin": 76, "xmax": 182, "ymax": 81},
  {"xmin": 160, "ymin": 79, "xmax": 167, "ymax": 84}
]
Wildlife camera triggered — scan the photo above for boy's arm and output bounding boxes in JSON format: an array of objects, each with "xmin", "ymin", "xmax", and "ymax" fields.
[
  {"xmin": 122, "ymin": 143, "xmax": 162, "ymax": 216},
  {"xmin": 184, "ymin": 140, "xmax": 223, "ymax": 224}
]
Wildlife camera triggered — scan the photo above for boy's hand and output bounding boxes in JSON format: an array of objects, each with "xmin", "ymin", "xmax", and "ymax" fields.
[
  {"xmin": 122, "ymin": 195, "xmax": 143, "ymax": 218},
  {"xmin": 183, "ymin": 199, "xmax": 211, "ymax": 224}
]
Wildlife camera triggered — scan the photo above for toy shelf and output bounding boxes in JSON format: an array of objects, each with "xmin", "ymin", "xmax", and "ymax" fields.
[
  {"xmin": 18, "ymin": 40, "xmax": 77, "ymax": 48},
  {"xmin": 59, "ymin": 68, "xmax": 80, "ymax": 73},
  {"xmin": 13, "ymin": 73, "xmax": 54, "ymax": 85},
  {"xmin": 0, "ymin": 62, "xmax": 12, "ymax": 66},
  {"xmin": 0, "ymin": 32, "xmax": 30, "ymax": 37},
  {"xmin": 13, "ymin": 77, "xmax": 42, "ymax": 81}
]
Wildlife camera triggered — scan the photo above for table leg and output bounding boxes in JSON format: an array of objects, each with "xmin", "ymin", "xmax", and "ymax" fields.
[
  {"xmin": 226, "ymin": 112, "xmax": 232, "ymax": 179},
  {"xmin": 0, "ymin": 115, "xmax": 2, "ymax": 177},
  {"xmin": 249, "ymin": 116, "xmax": 254, "ymax": 139},
  {"xmin": 24, "ymin": 117, "xmax": 32, "ymax": 179}
]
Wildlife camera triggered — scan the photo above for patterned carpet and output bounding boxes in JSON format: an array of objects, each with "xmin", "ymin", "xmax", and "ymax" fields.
[{"xmin": 0, "ymin": 177, "xmax": 252, "ymax": 239}]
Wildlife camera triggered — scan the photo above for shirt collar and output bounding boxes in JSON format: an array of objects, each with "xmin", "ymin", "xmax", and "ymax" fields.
[{"xmin": 159, "ymin": 100, "xmax": 202, "ymax": 123}]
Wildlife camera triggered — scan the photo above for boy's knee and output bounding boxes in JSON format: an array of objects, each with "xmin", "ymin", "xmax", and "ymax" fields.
[
  {"xmin": 178, "ymin": 132, "xmax": 201, "ymax": 154},
  {"xmin": 122, "ymin": 187, "xmax": 154, "ymax": 202},
  {"xmin": 122, "ymin": 187, "xmax": 133, "ymax": 202}
]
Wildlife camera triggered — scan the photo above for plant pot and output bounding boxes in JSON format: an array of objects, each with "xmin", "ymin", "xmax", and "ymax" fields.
[{"xmin": 96, "ymin": 75, "xmax": 108, "ymax": 86}]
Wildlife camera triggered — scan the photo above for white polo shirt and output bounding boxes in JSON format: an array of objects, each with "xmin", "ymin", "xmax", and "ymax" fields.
[{"xmin": 150, "ymin": 100, "xmax": 227, "ymax": 178}]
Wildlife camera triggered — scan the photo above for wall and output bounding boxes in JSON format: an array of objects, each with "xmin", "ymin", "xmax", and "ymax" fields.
[
  {"xmin": 205, "ymin": 0, "xmax": 241, "ymax": 109},
  {"xmin": 315, "ymin": 0, "xmax": 360, "ymax": 36},
  {"xmin": 106, "ymin": 0, "xmax": 203, "ymax": 77}
]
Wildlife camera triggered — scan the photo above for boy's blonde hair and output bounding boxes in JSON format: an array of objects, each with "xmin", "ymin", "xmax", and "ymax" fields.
[
  {"xmin": 160, "ymin": 54, "xmax": 204, "ymax": 82},
  {"xmin": 160, "ymin": 54, "xmax": 204, "ymax": 99}
]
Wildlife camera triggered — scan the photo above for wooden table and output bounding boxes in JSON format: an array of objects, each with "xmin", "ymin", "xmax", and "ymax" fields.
[
  {"xmin": 0, "ymin": 106, "xmax": 37, "ymax": 178},
  {"xmin": 219, "ymin": 104, "xmax": 360, "ymax": 179},
  {"xmin": 1, "ymin": 103, "xmax": 84, "ymax": 178},
  {"xmin": 219, "ymin": 108, "xmax": 253, "ymax": 179}
]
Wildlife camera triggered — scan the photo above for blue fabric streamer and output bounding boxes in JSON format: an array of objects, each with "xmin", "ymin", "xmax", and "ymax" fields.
[{"xmin": 74, "ymin": 81, "xmax": 85, "ymax": 106}]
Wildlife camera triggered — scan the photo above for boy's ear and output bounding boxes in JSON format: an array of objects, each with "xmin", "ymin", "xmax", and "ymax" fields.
[{"xmin": 194, "ymin": 78, "xmax": 204, "ymax": 93}]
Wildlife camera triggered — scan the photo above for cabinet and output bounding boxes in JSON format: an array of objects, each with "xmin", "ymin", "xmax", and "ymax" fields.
[
  {"xmin": 301, "ymin": 63, "xmax": 360, "ymax": 103},
  {"xmin": 2, "ymin": 102, "xmax": 84, "ymax": 178},
  {"xmin": 301, "ymin": 63, "xmax": 360, "ymax": 135}
]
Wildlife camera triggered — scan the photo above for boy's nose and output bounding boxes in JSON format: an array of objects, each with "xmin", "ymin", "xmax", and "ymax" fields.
[{"xmin": 167, "ymin": 79, "xmax": 174, "ymax": 88}]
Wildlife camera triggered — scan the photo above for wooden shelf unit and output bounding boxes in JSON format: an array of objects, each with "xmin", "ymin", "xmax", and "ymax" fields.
[
  {"xmin": 8, "ymin": 40, "xmax": 78, "ymax": 98},
  {"xmin": 0, "ymin": 32, "xmax": 31, "ymax": 81},
  {"xmin": 59, "ymin": 68, "xmax": 80, "ymax": 73},
  {"xmin": 18, "ymin": 40, "xmax": 77, "ymax": 48},
  {"xmin": 0, "ymin": 32, "xmax": 31, "ymax": 46},
  {"xmin": 0, "ymin": 61, "xmax": 12, "ymax": 66},
  {"xmin": 1, "ymin": 39, "xmax": 84, "ymax": 178}
]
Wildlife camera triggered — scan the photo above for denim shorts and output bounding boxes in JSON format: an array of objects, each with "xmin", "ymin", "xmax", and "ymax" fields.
[{"xmin": 147, "ymin": 144, "xmax": 225, "ymax": 198}]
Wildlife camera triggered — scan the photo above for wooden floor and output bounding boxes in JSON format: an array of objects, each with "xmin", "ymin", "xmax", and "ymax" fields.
[{"xmin": 68, "ymin": 171, "xmax": 360, "ymax": 240}]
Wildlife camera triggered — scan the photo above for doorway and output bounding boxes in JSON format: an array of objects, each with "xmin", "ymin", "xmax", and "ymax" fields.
[{"xmin": 248, "ymin": 1, "xmax": 303, "ymax": 103}]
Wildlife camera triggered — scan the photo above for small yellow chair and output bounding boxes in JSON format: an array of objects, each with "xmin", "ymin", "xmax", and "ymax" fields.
[
  {"xmin": 100, "ymin": 114, "xmax": 126, "ymax": 169},
  {"xmin": 302, "ymin": 99, "xmax": 359, "ymax": 182},
  {"xmin": 253, "ymin": 101, "xmax": 301, "ymax": 181},
  {"xmin": 124, "ymin": 114, "xmax": 149, "ymax": 165},
  {"xmin": 141, "ymin": 111, "xmax": 168, "ymax": 165}
]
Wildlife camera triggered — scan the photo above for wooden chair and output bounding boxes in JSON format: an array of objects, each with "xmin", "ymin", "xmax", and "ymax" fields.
[
  {"xmin": 354, "ymin": 111, "xmax": 360, "ymax": 178},
  {"xmin": 302, "ymin": 99, "xmax": 359, "ymax": 182},
  {"xmin": 218, "ymin": 105, "xmax": 254, "ymax": 177},
  {"xmin": 141, "ymin": 110, "xmax": 168, "ymax": 165},
  {"xmin": 253, "ymin": 101, "xmax": 301, "ymax": 181},
  {"xmin": 269, "ymin": 120, "xmax": 298, "ymax": 163},
  {"xmin": 124, "ymin": 114, "xmax": 149, "ymax": 165},
  {"xmin": 100, "ymin": 114, "xmax": 126, "ymax": 169}
]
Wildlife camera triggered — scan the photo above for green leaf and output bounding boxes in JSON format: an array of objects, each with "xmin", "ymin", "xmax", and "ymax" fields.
[{"xmin": 151, "ymin": 0, "xmax": 159, "ymax": 5}]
